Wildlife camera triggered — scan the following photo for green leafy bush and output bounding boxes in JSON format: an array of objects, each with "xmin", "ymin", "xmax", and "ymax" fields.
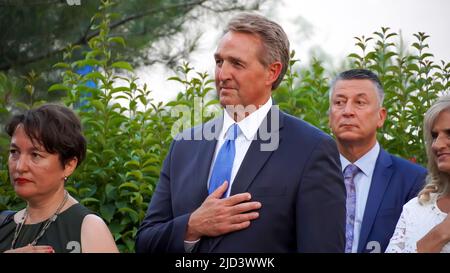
[
  {"xmin": 0, "ymin": 2, "xmax": 217, "ymax": 252},
  {"xmin": 49, "ymin": 3, "xmax": 218, "ymax": 252}
]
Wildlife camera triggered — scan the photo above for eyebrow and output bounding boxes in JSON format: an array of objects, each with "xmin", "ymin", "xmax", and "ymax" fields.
[
  {"xmin": 213, "ymin": 53, "xmax": 246, "ymax": 65},
  {"xmin": 334, "ymin": 93, "xmax": 369, "ymax": 98},
  {"xmin": 10, "ymin": 142, "xmax": 45, "ymax": 152},
  {"xmin": 334, "ymin": 94, "xmax": 347, "ymax": 98},
  {"xmin": 355, "ymin": 93, "xmax": 369, "ymax": 98},
  {"xmin": 431, "ymin": 128, "xmax": 450, "ymax": 134}
]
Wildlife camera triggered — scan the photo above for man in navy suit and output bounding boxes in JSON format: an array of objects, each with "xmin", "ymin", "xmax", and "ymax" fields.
[
  {"xmin": 136, "ymin": 13, "xmax": 346, "ymax": 253},
  {"xmin": 328, "ymin": 69, "xmax": 427, "ymax": 253}
]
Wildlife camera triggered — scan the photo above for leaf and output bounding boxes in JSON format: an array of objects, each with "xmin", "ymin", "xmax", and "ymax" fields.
[
  {"xmin": 84, "ymin": 71, "xmax": 105, "ymax": 82},
  {"xmin": 126, "ymin": 170, "xmax": 143, "ymax": 181},
  {"xmin": 348, "ymin": 53, "xmax": 362, "ymax": 60},
  {"xmin": 420, "ymin": 53, "xmax": 434, "ymax": 60},
  {"xmin": 407, "ymin": 64, "xmax": 420, "ymax": 72},
  {"xmin": 111, "ymin": 87, "xmax": 130, "ymax": 94},
  {"xmin": 412, "ymin": 42, "xmax": 422, "ymax": 50},
  {"xmin": 205, "ymin": 99, "xmax": 219, "ymax": 107},
  {"xmin": 108, "ymin": 222, "xmax": 126, "ymax": 235},
  {"xmin": 102, "ymin": 149, "xmax": 117, "ymax": 161},
  {"xmin": 112, "ymin": 61, "xmax": 133, "ymax": 71},
  {"xmin": 118, "ymin": 207, "xmax": 139, "ymax": 223},
  {"xmin": 108, "ymin": 36, "xmax": 126, "ymax": 47},
  {"xmin": 100, "ymin": 204, "xmax": 116, "ymax": 222},
  {"xmin": 90, "ymin": 100, "xmax": 105, "ymax": 113},
  {"xmin": 139, "ymin": 95, "xmax": 147, "ymax": 105},
  {"xmin": 73, "ymin": 59, "xmax": 103, "ymax": 68},
  {"xmin": 385, "ymin": 32, "xmax": 398, "ymax": 39},
  {"xmin": 355, "ymin": 42, "xmax": 366, "ymax": 50},
  {"xmin": 85, "ymin": 49, "xmax": 103, "ymax": 59},
  {"xmin": 80, "ymin": 197, "xmax": 100, "ymax": 205},
  {"xmin": 114, "ymin": 95, "xmax": 130, "ymax": 100},
  {"xmin": 165, "ymin": 101, "xmax": 181, "ymax": 107},
  {"xmin": 384, "ymin": 52, "xmax": 397, "ymax": 59},
  {"xmin": 124, "ymin": 160, "xmax": 140, "ymax": 169},
  {"xmin": 167, "ymin": 76, "xmax": 185, "ymax": 83},
  {"xmin": 142, "ymin": 157, "xmax": 159, "ymax": 167},
  {"xmin": 119, "ymin": 182, "xmax": 140, "ymax": 191},
  {"xmin": 141, "ymin": 166, "xmax": 160, "ymax": 176},
  {"xmin": 53, "ymin": 62, "xmax": 71, "ymax": 69},
  {"xmin": 15, "ymin": 102, "xmax": 30, "ymax": 110},
  {"xmin": 105, "ymin": 184, "xmax": 117, "ymax": 200},
  {"xmin": 49, "ymin": 83, "xmax": 70, "ymax": 92}
]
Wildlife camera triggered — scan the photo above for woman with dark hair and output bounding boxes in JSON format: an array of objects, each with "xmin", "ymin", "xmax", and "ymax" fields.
[
  {"xmin": 386, "ymin": 96, "xmax": 450, "ymax": 253},
  {"xmin": 0, "ymin": 104, "xmax": 118, "ymax": 253}
]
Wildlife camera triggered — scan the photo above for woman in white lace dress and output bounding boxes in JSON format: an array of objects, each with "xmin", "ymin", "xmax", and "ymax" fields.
[{"xmin": 386, "ymin": 96, "xmax": 450, "ymax": 253}]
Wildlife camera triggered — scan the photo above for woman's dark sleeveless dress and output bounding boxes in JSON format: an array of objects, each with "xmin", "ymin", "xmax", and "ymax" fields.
[{"xmin": 0, "ymin": 203, "xmax": 91, "ymax": 253}]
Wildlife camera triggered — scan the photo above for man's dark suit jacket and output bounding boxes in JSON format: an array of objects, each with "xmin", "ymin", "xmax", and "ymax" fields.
[
  {"xmin": 136, "ymin": 107, "xmax": 346, "ymax": 253},
  {"xmin": 357, "ymin": 149, "xmax": 426, "ymax": 253}
]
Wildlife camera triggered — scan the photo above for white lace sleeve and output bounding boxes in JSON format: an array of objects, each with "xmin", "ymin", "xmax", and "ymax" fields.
[
  {"xmin": 385, "ymin": 206, "xmax": 416, "ymax": 253},
  {"xmin": 385, "ymin": 209, "xmax": 407, "ymax": 253}
]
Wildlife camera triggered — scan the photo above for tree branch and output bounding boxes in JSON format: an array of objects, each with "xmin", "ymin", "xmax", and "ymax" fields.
[
  {"xmin": 0, "ymin": 0, "xmax": 63, "ymax": 7},
  {"xmin": 0, "ymin": 0, "xmax": 208, "ymax": 71},
  {"xmin": 0, "ymin": 0, "xmax": 263, "ymax": 71}
]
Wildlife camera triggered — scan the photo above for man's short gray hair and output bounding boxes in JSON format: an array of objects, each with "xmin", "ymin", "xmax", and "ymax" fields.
[
  {"xmin": 224, "ymin": 12, "xmax": 290, "ymax": 90},
  {"xmin": 329, "ymin": 69, "xmax": 385, "ymax": 106}
]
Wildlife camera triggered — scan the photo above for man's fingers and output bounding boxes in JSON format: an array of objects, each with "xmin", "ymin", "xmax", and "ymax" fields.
[
  {"xmin": 230, "ymin": 201, "xmax": 262, "ymax": 214},
  {"xmin": 229, "ymin": 221, "xmax": 251, "ymax": 232},
  {"xmin": 209, "ymin": 181, "xmax": 229, "ymax": 199},
  {"xmin": 229, "ymin": 212, "xmax": 260, "ymax": 224},
  {"xmin": 223, "ymin": 192, "xmax": 253, "ymax": 206}
]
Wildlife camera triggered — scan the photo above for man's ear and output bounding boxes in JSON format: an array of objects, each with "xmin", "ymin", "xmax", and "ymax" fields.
[
  {"xmin": 377, "ymin": 107, "xmax": 387, "ymax": 128},
  {"xmin": 265, "ymin": 61, "xmax": 282, "ymax": 87}
]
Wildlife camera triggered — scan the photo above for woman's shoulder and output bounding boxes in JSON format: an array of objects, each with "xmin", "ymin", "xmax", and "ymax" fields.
[
  {"xmin": 65, "ymin": 203, "xmax": 106, "ymax": 228},
  {"xmin": 59, "ymin": 203, "xmax": 93, "ymax": 221},
  {"xmin": 403, "ymin": 194, "xmax": 436, "ymax": 212}
]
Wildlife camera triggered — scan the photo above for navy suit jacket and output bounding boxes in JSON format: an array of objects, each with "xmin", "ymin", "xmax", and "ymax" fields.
[
  {"xmin": 357, "ymin": 148, "xmax": 426, "ymax": 253},
  {"xmin": 136, "ymin": 108, "xmax": 346, "ymax": 253}
]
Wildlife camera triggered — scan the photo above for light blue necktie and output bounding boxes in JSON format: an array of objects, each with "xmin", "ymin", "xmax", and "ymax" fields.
[
  {"xmin": 344, "ymin": 164, "xmax": 360, "ymax": 253},
  {"xmin": 208, "ymin": 123, "xmax": 239, "ymax": 198}
]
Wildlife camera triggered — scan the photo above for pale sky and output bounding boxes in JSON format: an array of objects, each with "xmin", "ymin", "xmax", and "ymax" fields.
[{"xmin": 136, "ymin": 0, "xmax": 450, "ymax": 103}]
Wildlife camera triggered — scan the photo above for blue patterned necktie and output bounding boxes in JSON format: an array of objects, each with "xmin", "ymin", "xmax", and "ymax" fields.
[
  {"xmin": 208, "ymin": 123, "xmax": 239, "ymax": 198},
  {"xmin": 344, "ymin": 164, "xmax": 360, "ymax": 253}
]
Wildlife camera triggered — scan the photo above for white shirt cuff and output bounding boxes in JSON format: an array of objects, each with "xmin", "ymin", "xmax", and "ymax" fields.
[{"xmin": 184, "ymin": 239, "xmax": 201, "ymax": 253}]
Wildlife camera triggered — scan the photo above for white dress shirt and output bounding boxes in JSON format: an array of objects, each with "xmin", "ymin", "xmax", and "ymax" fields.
[
  {"xmin": 207, "ymin": 97, "xmax": 273, "ymax": 197},
  {"xmin": 184, "ymin": 97, "xmax": 273, "ymax": 252},
  {"xmin": 340, "ymin": 142, "xmax": 380, "ymax": 253}
]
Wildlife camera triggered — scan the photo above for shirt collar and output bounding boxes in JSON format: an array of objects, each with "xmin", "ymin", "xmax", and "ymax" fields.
[
  {"xmin": 340, "ymin": 141, "xmax": 380, "ymax": 177},
  {"xmin": 221, "ymin": 97, "xmax": 273, "ymax": 140}
]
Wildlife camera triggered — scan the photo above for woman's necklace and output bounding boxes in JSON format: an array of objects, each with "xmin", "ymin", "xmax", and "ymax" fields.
[{"xmin": 10, "ymin": 190, "xmax": 69, "ymax": 249}]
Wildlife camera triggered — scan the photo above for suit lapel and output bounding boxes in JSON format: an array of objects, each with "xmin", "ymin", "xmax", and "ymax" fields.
[
  {"xmin": 208, "ymin": 106, "xmax": 284, "ymax": 252},
  {"xmin": 191, "ymin": 117, "xmax": 222, "ymax": 204},
  {"xmin": 232, "ymin": 106, "xmax": 284, "ymax": 194},
  {"xmin": 358, "ymin": 149, "xmax": 393, "ymax": 252}
]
